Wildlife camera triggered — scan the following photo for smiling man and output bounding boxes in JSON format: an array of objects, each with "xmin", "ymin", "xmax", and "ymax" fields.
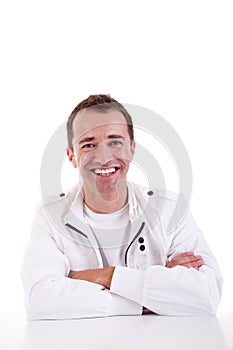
[
  {"xmin": 21, "ymin": 94, "xmax": 223, "ymax": 320},
  {"xmin": 67, "ymin": 106, "xmax": 135, "ymax": 213}
]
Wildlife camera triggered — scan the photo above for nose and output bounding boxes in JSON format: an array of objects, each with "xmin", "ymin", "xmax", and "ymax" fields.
[{"xmin": 94, "ymin": 142, "xmax": 113, "ymax": 165}]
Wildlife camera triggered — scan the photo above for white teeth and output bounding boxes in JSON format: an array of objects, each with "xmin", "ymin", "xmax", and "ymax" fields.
[{"xmin": 94, "ymin": 167, "xmax": 116, "ymax": 175}]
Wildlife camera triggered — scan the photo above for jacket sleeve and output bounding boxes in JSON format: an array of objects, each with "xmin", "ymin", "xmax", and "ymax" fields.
[
  {"xmin": 21, "ymin": 208, "xmax": 142, "ymax": 320},
  {"xmin": 110, "ymin": 202, "xmax": 223, "ymax": 316}
]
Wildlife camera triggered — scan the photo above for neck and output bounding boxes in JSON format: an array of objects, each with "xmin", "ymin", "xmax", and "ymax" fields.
[{"xmin": 83, "ymin": 186, "xmax": 128, "ymax": 214}]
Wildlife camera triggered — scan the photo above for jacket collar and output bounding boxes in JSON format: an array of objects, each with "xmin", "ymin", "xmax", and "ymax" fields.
[
  {"xmin": 64, "ymin": 182, "xmax": 145, "ymax": 222},
  {"xmin": 62, "ymin": 182, "xmax": 148, "ymax": 242}
]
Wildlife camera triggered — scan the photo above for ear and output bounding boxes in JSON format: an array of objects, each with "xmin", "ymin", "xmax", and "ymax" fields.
[
  {"xmin": 130, "ymin": 140, "xmax": 136, "ymax": 158},
  {"xmin": 66, "ymin": 148, "xmax": 78, "ymax": 168}
]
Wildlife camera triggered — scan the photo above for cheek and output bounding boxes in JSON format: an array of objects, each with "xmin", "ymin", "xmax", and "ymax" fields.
[
  {"xmin": 76, "ymin": 152, "xmax": 86, "ymax": 167},
  {"xmin": 116, "ymin": 148, "xmax": 133, "ymax": 161},
  {"xmin": 77, "ymin": 152, "xmax": 93, "ymax": 169}
]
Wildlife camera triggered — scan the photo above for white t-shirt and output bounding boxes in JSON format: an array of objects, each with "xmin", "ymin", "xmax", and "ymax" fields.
[{"xmin": 83, "ymin": 204, "xmax": 130, "ymax": 267}]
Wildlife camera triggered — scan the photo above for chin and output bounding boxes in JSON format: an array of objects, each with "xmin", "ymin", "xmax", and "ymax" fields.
[{"xmin": 96, "ymin": 184, "xmax": 118, "ymax": 194}]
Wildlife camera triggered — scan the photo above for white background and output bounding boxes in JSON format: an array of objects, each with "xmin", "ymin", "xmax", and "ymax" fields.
[{"xmin": 0, "ymin": 0, "xmax": 232, "ymax": 312}]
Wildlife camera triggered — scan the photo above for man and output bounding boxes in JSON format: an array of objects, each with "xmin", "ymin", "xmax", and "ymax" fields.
[{"xmin": 21, "ymin": 94, "xmax": 222, "ymax": 320}]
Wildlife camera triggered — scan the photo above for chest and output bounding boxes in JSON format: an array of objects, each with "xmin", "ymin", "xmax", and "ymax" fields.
[{"xmin": 59, "ymin": 223, "xmax": 173, "ymax": 271}]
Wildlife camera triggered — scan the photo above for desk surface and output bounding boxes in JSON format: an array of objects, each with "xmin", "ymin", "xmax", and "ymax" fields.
[{"xmin": 0, "ymin": 312, "xmax": 232, "ymax": 350}]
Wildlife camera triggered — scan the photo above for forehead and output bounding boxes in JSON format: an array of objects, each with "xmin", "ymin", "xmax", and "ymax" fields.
[{"xmin": 72, "ymin": 109, "xmax": 129, "ymax": 141}]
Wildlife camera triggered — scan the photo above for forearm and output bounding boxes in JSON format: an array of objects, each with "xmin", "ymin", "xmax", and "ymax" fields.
[
  {"xmin": 22, "ymin": 268, "xmax": 143, "ymax": 320},
  {"xmin": 69, "ymin": 266, "xmax": 115, "ymax": 289},
  {"xmin": 22, "ymin": 215, "xmax": 141, "ymax": 320},
  {"xmin": 110, "ymin": 265, "xmax": 222, "ymax": 316}
]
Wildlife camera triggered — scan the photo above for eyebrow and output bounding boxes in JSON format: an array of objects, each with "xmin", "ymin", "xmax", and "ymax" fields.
[
  {"xmin": 79, "ymin": 135, "xmax": 125, "ymax": 144},
  {"xmin": 79, "ymin": 136, "xmax": 95, "ymax": 145},
  {"xmin": 108, "ymin": 134, "xmax": 125, "ymax": 140}
]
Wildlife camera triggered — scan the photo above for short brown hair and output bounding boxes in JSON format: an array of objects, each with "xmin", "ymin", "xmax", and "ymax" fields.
[{"xmin": 67, "ymin": 94, "xmax": 134, "ymax": 150}]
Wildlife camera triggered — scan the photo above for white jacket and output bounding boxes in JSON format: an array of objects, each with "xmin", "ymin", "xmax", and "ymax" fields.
[{"xmin": 21, "ymin": 183, "xmax": 223, "ymax": 320}]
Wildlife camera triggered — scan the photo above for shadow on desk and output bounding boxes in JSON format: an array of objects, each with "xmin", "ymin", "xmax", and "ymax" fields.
[{"xmin": 22, "ymin": 314, "xmax": 228, "ymax": 350}]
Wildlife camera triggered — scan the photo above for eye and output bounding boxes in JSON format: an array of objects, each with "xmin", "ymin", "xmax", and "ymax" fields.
[
  {"xmin": 82, "ymin": 143, "xmax": 95, "ymax": 149},
  {"xmin": 109, "ymin": 140, "xmax": 123, "ymax": 147}
]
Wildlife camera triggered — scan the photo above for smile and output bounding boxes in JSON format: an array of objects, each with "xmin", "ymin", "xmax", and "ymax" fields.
[{"xmin": 92, "ymin": 167, "xmax": 119, "ymax": 176}]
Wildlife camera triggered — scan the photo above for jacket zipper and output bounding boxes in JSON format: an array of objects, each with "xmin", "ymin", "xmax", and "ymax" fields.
[
  {"xmin": 124, "ymin": 222, "xmax": 145, "ymax": 266},
  {"xmin": 65, "ymin": 221, "xmax": 146, "ymax": 268},
  {"xmin": 65, "ymin": 223, "xmax": 88, "ymax": 238}
]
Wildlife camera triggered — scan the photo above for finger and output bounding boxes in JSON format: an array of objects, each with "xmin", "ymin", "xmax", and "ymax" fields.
[
  {"xmin": 182, "ymin": 259, "xmax": 204, "ymax": 269},
  {"xmin": 167, "ymin": 256, "xmax": 205, "ymax": 268},
  {"xmin": 181, "ymin": 255, "xmax": 203, "ymax": 264},
  {"xmin": 171, "ymin": 255, "xmax": 203, "ymax": 265},
  {"xmin": 175, "ymin": 252, "xmax": 195, "ymax": 259},
  {"xmin": 171, "ymin": 252, "xmax": 195, "ymax": 262}
]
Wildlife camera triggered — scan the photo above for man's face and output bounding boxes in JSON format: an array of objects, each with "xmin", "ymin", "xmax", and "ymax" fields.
[{"xmin": 67, "ymin": 108, "xmax": 135, "ymax": 195}]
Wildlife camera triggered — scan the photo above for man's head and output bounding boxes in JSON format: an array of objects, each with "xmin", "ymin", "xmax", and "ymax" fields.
[
  {"xmin": 67, "ymin": 94, "xmax": 134, "ymax": 152},
  {"xmin": 66, "ymin": 94, "xmax": 135, "ymax": 203}
]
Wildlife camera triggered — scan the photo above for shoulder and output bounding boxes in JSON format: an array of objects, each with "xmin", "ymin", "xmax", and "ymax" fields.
[
  {"xmin": 131, "ymin": 182, "xmax": 180, "ymax": 203},
  {"xmin": 130, "ymin": 182, "xmax": 189, "ymax": 220},
  {"xmin": 42, "ymin": 192, "xmax": 69, "ymax": 206},
  {"xmin": 131, "ymin": 183, "xmax": 192, "ymax": 233},
  {"xmin": 36, "ymin": 185, "xmax": 79, "ymax": 215}
]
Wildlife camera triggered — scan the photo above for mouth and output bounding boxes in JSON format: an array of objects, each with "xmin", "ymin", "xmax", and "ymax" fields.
[{"xmin": 92, "ymin": 167, "xmax": 120, "ymax": 177}]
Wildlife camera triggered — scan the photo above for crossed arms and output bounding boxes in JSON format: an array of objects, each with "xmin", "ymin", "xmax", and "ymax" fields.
[
  {"xmin": 69, "ymin": 252, "xmax": 205, "ymax": 289},
  {"xmin": 21, "ymin": 203, "xmax": 222, "ymax": 319}
]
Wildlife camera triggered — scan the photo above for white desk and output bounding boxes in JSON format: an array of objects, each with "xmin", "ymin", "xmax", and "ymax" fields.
[{"xmin": 0, "ymin": 312, "xmax": 232, "ymax": 350}]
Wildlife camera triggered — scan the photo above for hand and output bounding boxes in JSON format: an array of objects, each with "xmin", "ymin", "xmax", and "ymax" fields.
[
  {"xmin": 68, "ymin": 266, "xmax": 115, "ymax": 289},
  {"xmin": 166, "ymin": 252, "xmax": 204, "ymax": 270}
]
